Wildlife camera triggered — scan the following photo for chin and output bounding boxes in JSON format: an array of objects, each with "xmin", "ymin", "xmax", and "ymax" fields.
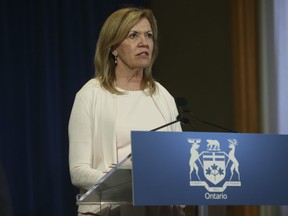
[{"xmin": 138, "ymin": 61, "xmax": 151, "ymax": 68}]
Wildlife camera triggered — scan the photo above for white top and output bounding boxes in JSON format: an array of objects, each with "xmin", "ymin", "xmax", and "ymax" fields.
[{"xmin": 116, "ymin": 89, "xmax": 166, "ymax": 162}]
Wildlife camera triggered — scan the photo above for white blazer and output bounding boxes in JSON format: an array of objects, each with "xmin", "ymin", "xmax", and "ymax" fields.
[{"xmin": 68, "ymin": 78, "xmax": 181, "ymax": 213}]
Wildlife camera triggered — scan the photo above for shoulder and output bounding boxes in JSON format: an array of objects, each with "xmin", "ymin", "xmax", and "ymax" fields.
[
  {"xmin": 77, "ymin": 78, "xmax": 101, "ymax": 94},
  {"xmin": 154, "ymin": 82, "xmax": 173, "ymax": 99},
  {"xmin": 152, "ymin": 81, "xmax": 176, "ymax": 106},
  {"xmin": 73, "ymin": 78, "xmax": 103, "ymax": 105}
]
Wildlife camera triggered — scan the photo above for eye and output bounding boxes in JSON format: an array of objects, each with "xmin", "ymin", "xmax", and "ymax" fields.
[
  {"xmin": 128, "ymin": 32, "xmax": 138, "ymax": 39},
  {"xmin": 146, "ymin": 32, "xmax": 153, "ymax": 39}
]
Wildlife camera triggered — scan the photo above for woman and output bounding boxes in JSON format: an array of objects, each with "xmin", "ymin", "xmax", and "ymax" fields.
[{"xmin": 69, "ymin": 7, "xmax": 183, "ymax": 216}]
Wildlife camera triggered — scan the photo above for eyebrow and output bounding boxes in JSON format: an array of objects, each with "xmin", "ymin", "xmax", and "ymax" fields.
[{"xmin": 129, "ymin": 30, "xmax": 153, "ymax": 34}]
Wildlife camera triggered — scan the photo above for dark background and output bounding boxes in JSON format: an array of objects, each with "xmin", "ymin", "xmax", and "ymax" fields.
[{"xmin": 0, "ymin": 0, "xmax": 233, "ymax": 215}]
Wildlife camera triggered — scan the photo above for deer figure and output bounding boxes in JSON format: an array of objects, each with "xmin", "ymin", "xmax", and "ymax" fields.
[{"xmin": 226, "ymin": 139, "xmax": 240, "ymax": 181}]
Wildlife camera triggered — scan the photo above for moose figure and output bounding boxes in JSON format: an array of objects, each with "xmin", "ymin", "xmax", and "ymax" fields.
[{"xmin": 188, "ymin": 138, "xmax": 203, "ymax": 181}]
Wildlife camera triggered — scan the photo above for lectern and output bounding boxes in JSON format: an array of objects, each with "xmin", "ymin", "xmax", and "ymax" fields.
[
  {"xmin": 76, "ymin": 155, "xmax": 133, "ymax": 206},
  {"xmin": 77, "ymin": 131, "xmax": 288, "ymax": 209}
]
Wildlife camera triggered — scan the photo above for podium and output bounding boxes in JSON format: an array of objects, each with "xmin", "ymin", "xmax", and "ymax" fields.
[
  {"xmin": 76, "ymin": 155, "xmax": 133, "ymax": 206},
  {"xmin": 77, "ymin": 131, "xmax": 288, "ymax": 207}
]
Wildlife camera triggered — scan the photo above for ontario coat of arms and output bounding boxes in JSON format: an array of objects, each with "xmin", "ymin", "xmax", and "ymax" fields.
[{"xmin": 188, "ymin": 138, "xmax": 241, "ymax": 193}]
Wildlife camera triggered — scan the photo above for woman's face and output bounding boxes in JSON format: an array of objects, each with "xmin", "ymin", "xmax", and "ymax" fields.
[{"xmin": 114, "ymin": 18, "xmax": 154, "ymax": 71}]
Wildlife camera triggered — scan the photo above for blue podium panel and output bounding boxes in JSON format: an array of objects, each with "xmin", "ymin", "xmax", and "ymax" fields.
[{"xmin": 131, "ymin": 131, "xmax": 288, "ymax": 206}]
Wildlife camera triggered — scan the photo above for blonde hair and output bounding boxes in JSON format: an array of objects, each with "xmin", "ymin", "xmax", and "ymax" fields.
[{"xmin": 94, "ymin": 7, "xmax": 158, "ymax": 95}]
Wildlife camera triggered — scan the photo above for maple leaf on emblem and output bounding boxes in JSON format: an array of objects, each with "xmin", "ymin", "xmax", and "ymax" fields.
[
  {"xmin": 218, "ymin": 167, "xmax": 225, "ymax": 175},
  {"xmin": 211, "ymin": 164, "xmax": 218, "ymax": 170},
  {"xmin": 206, "ymin": 167, "xmax": 212, "ymax": 175}
]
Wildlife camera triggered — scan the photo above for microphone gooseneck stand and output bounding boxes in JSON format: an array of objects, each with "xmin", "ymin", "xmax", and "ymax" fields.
[{"xmin": 175, "ymin": 97, "xmax": 238, "ymax": 133}]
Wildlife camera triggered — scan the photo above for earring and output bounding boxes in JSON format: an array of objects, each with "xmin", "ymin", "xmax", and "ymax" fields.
[{"xmin": 114, "ymin": 55, "xmax": 118, "ymax": 64}]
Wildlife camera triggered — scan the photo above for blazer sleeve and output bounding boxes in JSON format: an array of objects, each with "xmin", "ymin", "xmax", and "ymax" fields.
[{"xmin": 68, "ymin": 92, "xmax": 104, "ymax": 190}]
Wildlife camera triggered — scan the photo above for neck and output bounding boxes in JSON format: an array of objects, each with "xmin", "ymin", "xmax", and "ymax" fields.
[{"xmin": 115, "ymin": 68, "xmax": 144, "ymax": 91}]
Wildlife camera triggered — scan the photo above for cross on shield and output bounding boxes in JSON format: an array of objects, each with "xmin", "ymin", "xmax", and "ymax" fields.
[{"xmin": 203, "ymin": 152, "xmax": 226, "ymax": 185}]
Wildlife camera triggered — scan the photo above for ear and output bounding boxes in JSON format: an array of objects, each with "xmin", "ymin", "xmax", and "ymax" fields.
[{"xmin": 112, "ymin": 49, "xmax": 118, "ymax": 57}]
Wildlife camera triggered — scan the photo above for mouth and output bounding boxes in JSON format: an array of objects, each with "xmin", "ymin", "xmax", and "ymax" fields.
[{"xmin": 136, "ymin": 51, "xmax": 149, "ymax": 56}]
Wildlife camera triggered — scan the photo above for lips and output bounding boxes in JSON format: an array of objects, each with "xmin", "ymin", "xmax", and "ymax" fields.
[{"xmin": 136, "ymin": 51, "xmax": 149, "ymax": 56}]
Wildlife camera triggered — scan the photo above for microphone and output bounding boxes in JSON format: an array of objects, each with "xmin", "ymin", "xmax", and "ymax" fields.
[
  {"xmin": 174, "ymin": 97, "xmax": 190, "ymax": 113},
  {"xmin": 175, "ymin": 97, "xmax": 237, "ymax": 133},
  {"xmin": 126, "ymin": 114, "xmax": 190, "ymax": 158},
  {"xmin": 151, "ymin": 114, "xmax": 189, "ymax": 131}
]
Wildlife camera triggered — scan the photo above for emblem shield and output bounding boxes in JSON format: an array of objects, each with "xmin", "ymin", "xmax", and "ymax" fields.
[{"xmin": 203, "ymin": 152, "xmax": 226, "ymax": 185}]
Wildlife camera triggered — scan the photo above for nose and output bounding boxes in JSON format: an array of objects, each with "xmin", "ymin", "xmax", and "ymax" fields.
[{"xmin": 139, "ymin": 34, "xmax": 149, "ymax": 46}]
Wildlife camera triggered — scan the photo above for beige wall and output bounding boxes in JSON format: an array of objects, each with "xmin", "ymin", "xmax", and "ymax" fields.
[{"xmin": 148, "ymin": 1, "xmax": 234, "ymax": 132}]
